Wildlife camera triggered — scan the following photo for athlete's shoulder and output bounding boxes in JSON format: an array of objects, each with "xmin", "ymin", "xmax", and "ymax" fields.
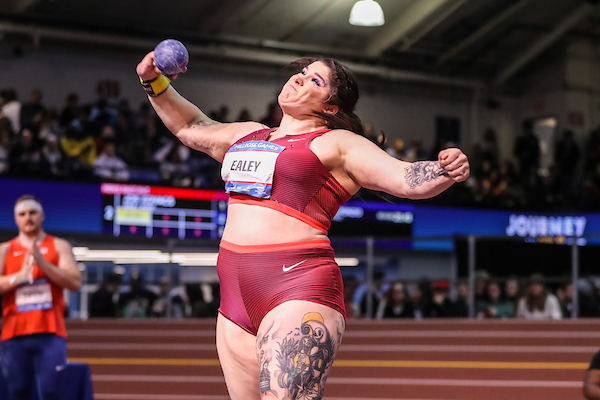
[
  {"xmin": 230, "ymin": 122, "xmax": 271, "ymax": 142},
  {"xmin": 52, "ymin": 236, "xmax": 73, "ymax": 251},
  {"xmin": 0, "ymin": 241, "xmax": 10, "ymax": 260}
]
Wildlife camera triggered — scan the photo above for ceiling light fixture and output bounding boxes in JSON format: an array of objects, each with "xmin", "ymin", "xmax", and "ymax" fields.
[{"xmin": 349, "ymin": 0, "xmax": 385, "ymax": 27}]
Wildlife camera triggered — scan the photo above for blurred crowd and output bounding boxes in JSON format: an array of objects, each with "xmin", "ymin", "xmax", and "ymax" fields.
[
  {"xmin": 2, "ymin": 87, "xmax": 600, "ymax": 212},
  {"xmin": 343, "ymin": 270, "xmax": 600, "ymax": 321},
  {"xmin": 381, "ymin": 120, "xmax": 600, "ymax": 212},
  {"xmin": 91, "ymin": 268, "xmax": 599, "ymax": 321},
  {"xmin": 88, "ymin": 272, "xmax": 220, "ymax": 319},
  {"xmin": 0, "ymin": 87, "xmax": 282, "ymax": 189}
]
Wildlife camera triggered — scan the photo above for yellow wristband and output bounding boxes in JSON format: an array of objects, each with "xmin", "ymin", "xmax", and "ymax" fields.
[{"xmin": 140, "ymin": 74, "xmax": 171, "ymax": 97}]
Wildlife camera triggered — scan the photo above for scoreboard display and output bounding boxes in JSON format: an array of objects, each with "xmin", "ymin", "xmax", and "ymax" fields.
[
  {"xmin": 1, "ymin": 178, "xmax": 598, "ymax": 251},
  {"xmin": 101, "ymin": 183, "xmax": 229, "ymax": 240},
  {"xmin": 330, "ymin": 200, "xmax": 414, "ymax": 238}
]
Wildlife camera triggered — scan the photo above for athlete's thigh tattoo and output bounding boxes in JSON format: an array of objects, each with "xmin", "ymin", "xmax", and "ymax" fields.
[{"xmin": 257, "ymin": 312, "xmax": 344, "ymax": 400}]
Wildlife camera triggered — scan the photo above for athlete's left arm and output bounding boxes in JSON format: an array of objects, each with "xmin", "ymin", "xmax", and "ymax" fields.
[
  {"xmin": 31, "ymin": 238, "xmax": 81, "ymax": 292},
  {"xmin": 336, "ymin": 131, "xmax": 469, "ymax": 199}
]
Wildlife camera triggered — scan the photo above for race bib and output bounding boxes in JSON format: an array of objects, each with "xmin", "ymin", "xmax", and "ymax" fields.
[
  {"xmin": 16, "ymin": 278, "xmax": 53, "ymax": 313},
  {"xmin": 221, "ymin": 141, "xmax": 285, "ymax": 199}
]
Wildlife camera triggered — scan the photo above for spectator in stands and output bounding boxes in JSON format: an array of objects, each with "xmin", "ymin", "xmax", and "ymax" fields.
[
  {"xmin": 354, "ymin": 270, "xmax": 388, "ymax": 318},
  {"xmin": 151, "ymin": 276, "xmax": 187, "ymax": 318},
  {"xmin": 411, "ymin": 279, "xmax": 433, "ymax": 319},
  {"xmin": 90, "ymin": 98, "xmax": 117, "ymax": 136},
  {"xmin": 516, "ymin": 274, "xmax": 562, "ymax": 320},
  {"xmin": 428, "ymin": 280, "xmax": 455, "ymax": 318},
  {"xmin": 376, "ymin": 280, "xmax": 414, "ymax": 319},
  {"xmin": 113, "ymin": 108, "xmax": 137, "ymax": 155},
  {"xmin": 94, "ymin": 140, "xmax": 130, "ymax": 181},
  {"xmin": 583, "ymin": 349, "xmax": 600, "ymax": 399},
  {"xmin": 481, "ymin": 127, "xmax": 499, "ymax": 168},
  {"xmin": 185, "ymin": 282, "xmax": 219, "ymax": 318},
  {"xmin": 560, "ymin": 281, "xmax": 600, "ymax": 318},
  {"xmin": 58, "ymin": 93, "xmax": 79, "ymax": 128},
  {"xmin": 513, "ymin": 119, "xmax": 540, "ymax": 176},
  {"xmin": 19, "ymin": 88, "xmax": 45, "ymax": 131},
  {"xmin": 159, "ymin": 142, "xmax": 192, "ymax": 187},
  {"xmin": 41, "ymin": 135, "xmax": 66, "ymax": 176},
  {"xmin": 453, "ymin": 281, "xmax": 469, "ymax": 318},
  {"xmin": 118, "ymin": 273, "xmax": 157, "ymax": 318},
  {"xmin": 492, "ymin": 160, "xmax": 521, "ymax": 208},
  {"xmin": 402, "ymin": 138, "xmax": 425, "ymax": 162},
  {"xmin": 0, "ymin": 129, "xmax": 10, "ymax": 174},
  {"xmin": 504, "ymin": 277, "xmax": 522, "ymax": 308},
  {"xmin": 554, "ymin": 129, "xmax": 581, "ymax": 204},
  {"xmin": 89, "ymin": 272, "xmax": 122, "ymax": 318},
  {"xmin": 385, "ymin": 138, "xmax": 405, "ymax": 160},
  {"xmin": 476, "ymin": 281, "xmax": 514, "ymax": 319},
  {"xmin": 474, "ymin": 269, "xmax": 490, "ymax": 303},
  {"xmin": 60, "ymin": 108, "xmax": 97, "ymax": 175},
  {"xmin": 0, "ymin": 89, "xmax": 21, "ymax": 133},
  {"xmin": 37, "ymin": 108, "xmax": 62, "ymax": 143},
  {"xmin": 8, "ymin": 128, "xmax": 47, "ymax": 177}
]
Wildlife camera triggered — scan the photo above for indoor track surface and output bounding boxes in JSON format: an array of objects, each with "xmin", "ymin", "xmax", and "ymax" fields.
[{"xmin": 65, "ymin": 318, "xmax": 598, "ymax": 400}]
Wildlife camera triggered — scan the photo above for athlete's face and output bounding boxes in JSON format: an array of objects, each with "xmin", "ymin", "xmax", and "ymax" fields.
[
  {"xmin": 278, "ymin": 61, "xmax": 337, "ymax": 116},
  {"xmin": 15, "ymin": 206, "xmax": 44, "ymax": 235}
]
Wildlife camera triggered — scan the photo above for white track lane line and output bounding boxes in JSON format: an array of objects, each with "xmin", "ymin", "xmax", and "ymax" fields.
[
  {"xmin": 91, "ymin": 374, "xmax": 582, "ymax": 387},
  {"xmin": 67, "ymin": 342, "xmax": 600, "ymax": 353}
]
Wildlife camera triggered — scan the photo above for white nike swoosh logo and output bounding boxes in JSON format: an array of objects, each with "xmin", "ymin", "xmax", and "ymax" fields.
[
  {"xmin": 282, "ymin": 260, "xmax": 307, "ymax": 272},
  {"xmin": 12, "ymin": 250, "xmax": 25, "ymax": 257},
  {"xmin": 287, "ymin": 138, "xmax": 306, "ymax": 142}
]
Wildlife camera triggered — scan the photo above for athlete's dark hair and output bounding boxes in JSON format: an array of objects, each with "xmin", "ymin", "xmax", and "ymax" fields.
[{"xmin": 288, "ymin": 57, "xmax": 384, "ymax": 146}]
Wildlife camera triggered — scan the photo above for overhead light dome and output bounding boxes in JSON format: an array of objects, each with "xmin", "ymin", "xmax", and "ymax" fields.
[{"xmin": 349, "ymin": 0, "xmax": 385, "ymax": 27}]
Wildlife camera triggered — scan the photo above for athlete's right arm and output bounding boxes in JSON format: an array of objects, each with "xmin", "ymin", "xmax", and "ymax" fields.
[
  {"xmin": 137, "ymin": 51, "xmax": 264, "ymax": 161},
  {"xmin": 0, "ymin": 242, "xmax": 32, "ymax": 294}
]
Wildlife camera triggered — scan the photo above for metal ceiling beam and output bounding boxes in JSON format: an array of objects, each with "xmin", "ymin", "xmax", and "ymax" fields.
[
  {"xmin": 1, "ymin": 0, "xmax": 41, "ymax": 13},
  {"xmin": 436, "ymin": 0, "xmax": 531, "ymax": 65},
  {"xmin": 493, "ymin": 1, "xmax": 597, "ymax": 87},
  {"xmin": 214, "ymin": 0, "xmax": 276, "ymax": 32},
  {"xmin": 365, "ymin": 0, "xmax": 453, "ymax": 57},
  {"xmin": 398, "ymin": 0, "xmax": 469, "ymax": 52},
  {"xmin": 0, "ymin": 20, "xmax": 482, "ymax": 89}
]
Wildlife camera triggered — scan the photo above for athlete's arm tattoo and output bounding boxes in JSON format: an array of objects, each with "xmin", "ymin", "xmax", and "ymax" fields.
[
  {"xmin": 191, "ymin": 117, "xmax": 218, "ymax": 128},
  {"xmin": 189, "ymin": 118, "xmax": 218, "ymax": 152},
  {"xmin": 404, "ymin": 161, "xmax": 448, "ymax": 189}
]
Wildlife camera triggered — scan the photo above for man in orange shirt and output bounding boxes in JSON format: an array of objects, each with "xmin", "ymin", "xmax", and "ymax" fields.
[{"xmin": 0, "ymin": 195, "xmax": 81, "ymax": 400}]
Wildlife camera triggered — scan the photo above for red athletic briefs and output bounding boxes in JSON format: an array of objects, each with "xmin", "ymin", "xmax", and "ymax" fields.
[{"xmin": 217, "ymin": 240, "xmax": 346, "ymax": 336}]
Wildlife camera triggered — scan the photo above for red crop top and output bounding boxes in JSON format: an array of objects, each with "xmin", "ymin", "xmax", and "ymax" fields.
[{"xmin": 222, "ymin": 128, "xmax": 352, "ymax": 232}]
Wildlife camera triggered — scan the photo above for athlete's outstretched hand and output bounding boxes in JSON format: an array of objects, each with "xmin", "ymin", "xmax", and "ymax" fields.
[
  {"xmin": 438, "ymin": 148, "xmax": 469, "ymax": 183},
  {"xmin": 136, "ymin": 51, "xmax": 187, "ymax": 81}
]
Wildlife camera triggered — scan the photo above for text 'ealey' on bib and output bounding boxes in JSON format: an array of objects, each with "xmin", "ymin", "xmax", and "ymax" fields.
[{"xmin": 221, "ymin": 140, "xmax": 285, "ymax": 199}]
